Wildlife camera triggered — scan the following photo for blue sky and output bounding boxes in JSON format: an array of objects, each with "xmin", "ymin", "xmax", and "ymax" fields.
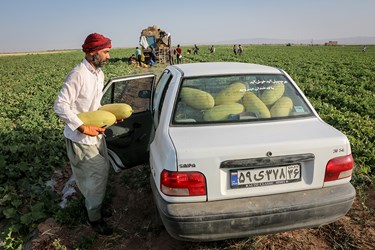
[{"xmin": 1, "ymin": 0, "xmax": 374, "ymax": 52}]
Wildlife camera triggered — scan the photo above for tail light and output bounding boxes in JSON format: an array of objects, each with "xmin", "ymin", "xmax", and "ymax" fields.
[
  {"xmin": 324, "ymin": 154, "xmax": 354, "ymax": 182},
  {"xmin": 160, "ymin": 170, "xmax": 206, "ymax": 196}
]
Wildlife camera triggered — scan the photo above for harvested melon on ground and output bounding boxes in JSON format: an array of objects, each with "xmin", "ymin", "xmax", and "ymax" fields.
[
  {"xmin": 99, "ymin": 103, "xmax": 133, "ymax": 120},
  {"xmin": 77, "ymin": 110, "xmax": 116, "ymax": 127},
  {"xmin": 204, "ymin": 103, "xmax": 244, "ymax": 121},
  {"xmin": 215, "ymin": 82, "xmax": 246, "ymax": 105}
]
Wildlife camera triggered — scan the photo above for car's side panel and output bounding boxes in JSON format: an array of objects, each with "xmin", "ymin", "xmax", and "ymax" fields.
[{"xmin": 149, "ymin": 68, "xmax": 180, "ymax": 195}]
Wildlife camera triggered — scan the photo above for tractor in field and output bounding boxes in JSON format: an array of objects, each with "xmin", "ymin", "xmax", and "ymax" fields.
[{"xmin": 139, "ymin": 25, "xmax": 171, "ymax": 64}]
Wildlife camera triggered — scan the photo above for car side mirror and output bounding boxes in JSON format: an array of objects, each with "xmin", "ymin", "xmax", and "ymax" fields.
[{"xmin": 138, "ymin": 90, "xmax": 151, "ymax": 98}]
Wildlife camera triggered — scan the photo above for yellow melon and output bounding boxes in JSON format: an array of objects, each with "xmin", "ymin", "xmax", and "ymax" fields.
[
  {"xmin": 180, "ymin": 87, "xmax": 215, "ymax": 109},
  {"xmin": 260, "ymin": 83, "xmax": 285, "ymax": 106},
  {"xmin": 270, "ymin": 96, "xmax": 293, "ymax": 117},
  {"xmin": 215, "ymin": 82, "xmax": 246, "ymax": 105},
  {"xmin": 77, "ymin": 110, "xmax": 116, "ymax": 127},
  {"xmin": 203, "ymin": 103, "xmax": 244, "ymax": 121},
  {"xmin": 243, "ymin": 92, "xmax": 271, "ymax": 118},
  {"xmin": 99, "ymin": 103, "xmax": 133, "ymax": 120}
]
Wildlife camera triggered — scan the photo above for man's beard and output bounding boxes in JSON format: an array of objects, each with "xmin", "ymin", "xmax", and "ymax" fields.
[{"xmin": 92, "ymin": 53, "xmax": 107, "ymax": 68}]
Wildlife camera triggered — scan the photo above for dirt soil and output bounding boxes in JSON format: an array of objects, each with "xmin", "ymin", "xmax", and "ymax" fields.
[{"xmin": 31, "ymin": 164, "xmax": 375, "ymax": 250}]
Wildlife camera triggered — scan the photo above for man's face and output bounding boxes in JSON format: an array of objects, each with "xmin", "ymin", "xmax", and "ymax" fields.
[{"xmin": 91, "ymin": 48, "xmax": 111, "ymax": 68}]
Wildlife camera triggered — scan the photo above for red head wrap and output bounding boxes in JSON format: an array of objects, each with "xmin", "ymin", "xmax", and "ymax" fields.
[{"xmin": 82, "ymin": 33, "xmax": 112, "ymax": 53}]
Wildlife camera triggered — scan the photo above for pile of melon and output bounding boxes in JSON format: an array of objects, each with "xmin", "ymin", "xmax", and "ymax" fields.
[{"xmin": 180, "ymin": 82, "xmax": 293, "ymax": 121}]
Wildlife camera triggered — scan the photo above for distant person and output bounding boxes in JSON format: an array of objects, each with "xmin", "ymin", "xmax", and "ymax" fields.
[
  {"xmin": 193, "ymin": 44, "xmax": 199, "ymax": 55},
  {"xmin": 233, "ymin": 44, "xmax": 238, "ymax": 55},
  {"xmin": 54, "ymin": 33, "xmax": 113, "ymax": 235},
  {"xmin": 210, "ymin": 45, "xmax": 216, "ymax": 54},
  {"xmin": 238, "ymin": 44, "xmax": 244, "ymax": 55},
  {"xmin": 128, "ymin": 54, "xmax": 137, "ymax": 65},
  {"xmin": 150, "ymin": 46, "xmax": 157, "ymax": 63},
  {"xmin": 176, "ymin": 44, "xmax": 182, "ymax": 64},
  {"xmin": 149, "ymin": 59, "xmax": 155, "ymax": 66},
  {"xmin": 362, "ymin": 46, "xmax": 367, "ymax": 52},
  {"xmin": 135, "ymin": 46, "xmax": 142, "ymax": 66},
  {"xmin": 158, "ymin": 28, "xmax": 167, "ymax": 38},
  {"xmin": 169, "ymin": 46, "xmax": 175, "ymax": 65}
]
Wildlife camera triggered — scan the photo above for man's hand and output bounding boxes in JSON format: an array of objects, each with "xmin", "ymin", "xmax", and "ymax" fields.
[{"xmin": 78, "ymin": 125, "xmax": 105, "ymax": 136}]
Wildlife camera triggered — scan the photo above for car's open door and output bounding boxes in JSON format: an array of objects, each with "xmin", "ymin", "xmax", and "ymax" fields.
[{"xmin": 101, "ymin": 73, "xmax": 155, "ymax": 171}]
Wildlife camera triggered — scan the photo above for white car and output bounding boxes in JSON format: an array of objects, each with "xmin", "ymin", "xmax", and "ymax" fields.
[{"xmin": 101, "ymin": 62, "xmax": 355, "ymax": 241}]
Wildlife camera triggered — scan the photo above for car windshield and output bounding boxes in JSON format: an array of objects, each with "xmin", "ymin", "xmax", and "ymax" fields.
[{"xmin": 173, "ymin": 74, "xmax": 313, "ymax": 124}]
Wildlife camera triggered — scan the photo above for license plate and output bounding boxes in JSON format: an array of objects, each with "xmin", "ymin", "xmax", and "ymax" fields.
[{"xmin": 230, "ymin": 164, "xmax": 301, "ymax": 188}]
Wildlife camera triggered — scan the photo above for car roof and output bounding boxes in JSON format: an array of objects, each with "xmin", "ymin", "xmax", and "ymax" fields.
[{"xmin": 170, "ymin": 62, "xmax": 283, "ymax": 77}]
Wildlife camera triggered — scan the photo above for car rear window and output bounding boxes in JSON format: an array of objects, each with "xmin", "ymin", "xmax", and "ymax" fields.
[{"xmin": 173, "ymin": 74, "xmax": 313, "ymax": 124}]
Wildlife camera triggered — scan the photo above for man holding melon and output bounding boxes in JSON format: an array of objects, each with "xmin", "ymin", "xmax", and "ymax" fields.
[{"xmin": 53, "ymin": 33, "xmax": 113, "ymax": 235}]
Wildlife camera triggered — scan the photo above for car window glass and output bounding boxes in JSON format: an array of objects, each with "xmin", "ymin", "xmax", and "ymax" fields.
[
  {"xmin": 153, "ymin": 70, "xmax": 172, "ymax": 126},
  {"xmin": 173, "ymin": 74, "xmax": 312, "ymax": 124},
  {"xmin": 102, "ymin": 77, "xmax": 153, "ymax": 113},
  {"xmin": 153, "ymin": 71, "xmax": 170, "ymax": 111}
]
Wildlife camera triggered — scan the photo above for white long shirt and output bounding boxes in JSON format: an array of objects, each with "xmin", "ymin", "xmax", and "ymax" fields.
[{"xmin": 54, "ymin": 59, "xmax": 104, "ymax": 145}]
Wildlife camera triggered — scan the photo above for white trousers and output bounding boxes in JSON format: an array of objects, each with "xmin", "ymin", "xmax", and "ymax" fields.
[{"xmin": 65, "ymin": 136, "xmax": 110, "ymax": 221}]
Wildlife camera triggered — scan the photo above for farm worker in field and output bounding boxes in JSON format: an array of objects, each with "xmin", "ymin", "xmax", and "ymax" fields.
[
  {"xmin": 150, "ymin": 46, "xmax": 157, "ymax": 63},
  {"xmin": 176, "ymin": 44, "xmax": 182, "ymax": 64},
  {"xmin": 193, "ymin": 44, "xmax": 199, "ymax": 55},
  {"xmin": 169, "ymin": 46, "xmax": 175, "ymax": 65},
  {"xmin": 210, "ymin": 45, "xmax": 216, "ymax": 54},
  {"xmin": 238, "ymin": 44, "xmax": 244, "ymax": 55},
  {"xmin": 233, "ymin": 44, "xmax": 238, "ymax": 55},
  {"xmin": 158, "ymin": 28, "xmax": 167, "ymax": 38},
  {"xmin": 53, "ymin": 33, "xmax": 113, "ymax": 236},
  {"xmin": 135, "ymin": 46, "xmax": 142, "ymax": 66},
  {"xmin": 128, "ymin": 54, "xmax": 137, "ymax": 65}
]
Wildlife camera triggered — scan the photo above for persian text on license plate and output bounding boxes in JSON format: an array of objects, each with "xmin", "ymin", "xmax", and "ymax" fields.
[{"xmin": 230, "ymin": 164, "xmax": 301, "ymax": 188}]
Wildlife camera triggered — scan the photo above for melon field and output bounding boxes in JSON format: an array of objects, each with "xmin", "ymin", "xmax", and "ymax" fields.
[{"xmin": 0, "ymin": 45, "xmax": 374, "ymax": 249}]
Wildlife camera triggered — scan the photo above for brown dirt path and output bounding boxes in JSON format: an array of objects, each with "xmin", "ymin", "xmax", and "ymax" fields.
[{"xmin": 31, "ymin": 164, "xmax": 375, "ymax": 250}]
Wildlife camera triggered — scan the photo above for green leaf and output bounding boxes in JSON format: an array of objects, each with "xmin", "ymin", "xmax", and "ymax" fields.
[
  {"xmin": 20, "ymin": 213, "xmax": 33, "ymax": 225},
  {"xmin": 0, "ymin": 194, "xmax": 12, "ymax": 205},
  {"xmin": 11, "ymin": 199, "xmax": 22, "ymax": 208},
  {"xmin": 32, "ymin": 210, "xmax": 46, "ymax": 221},
  {"xmin": 3, "ymin": 207, "xmax": 17, "ymax": 219}
]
